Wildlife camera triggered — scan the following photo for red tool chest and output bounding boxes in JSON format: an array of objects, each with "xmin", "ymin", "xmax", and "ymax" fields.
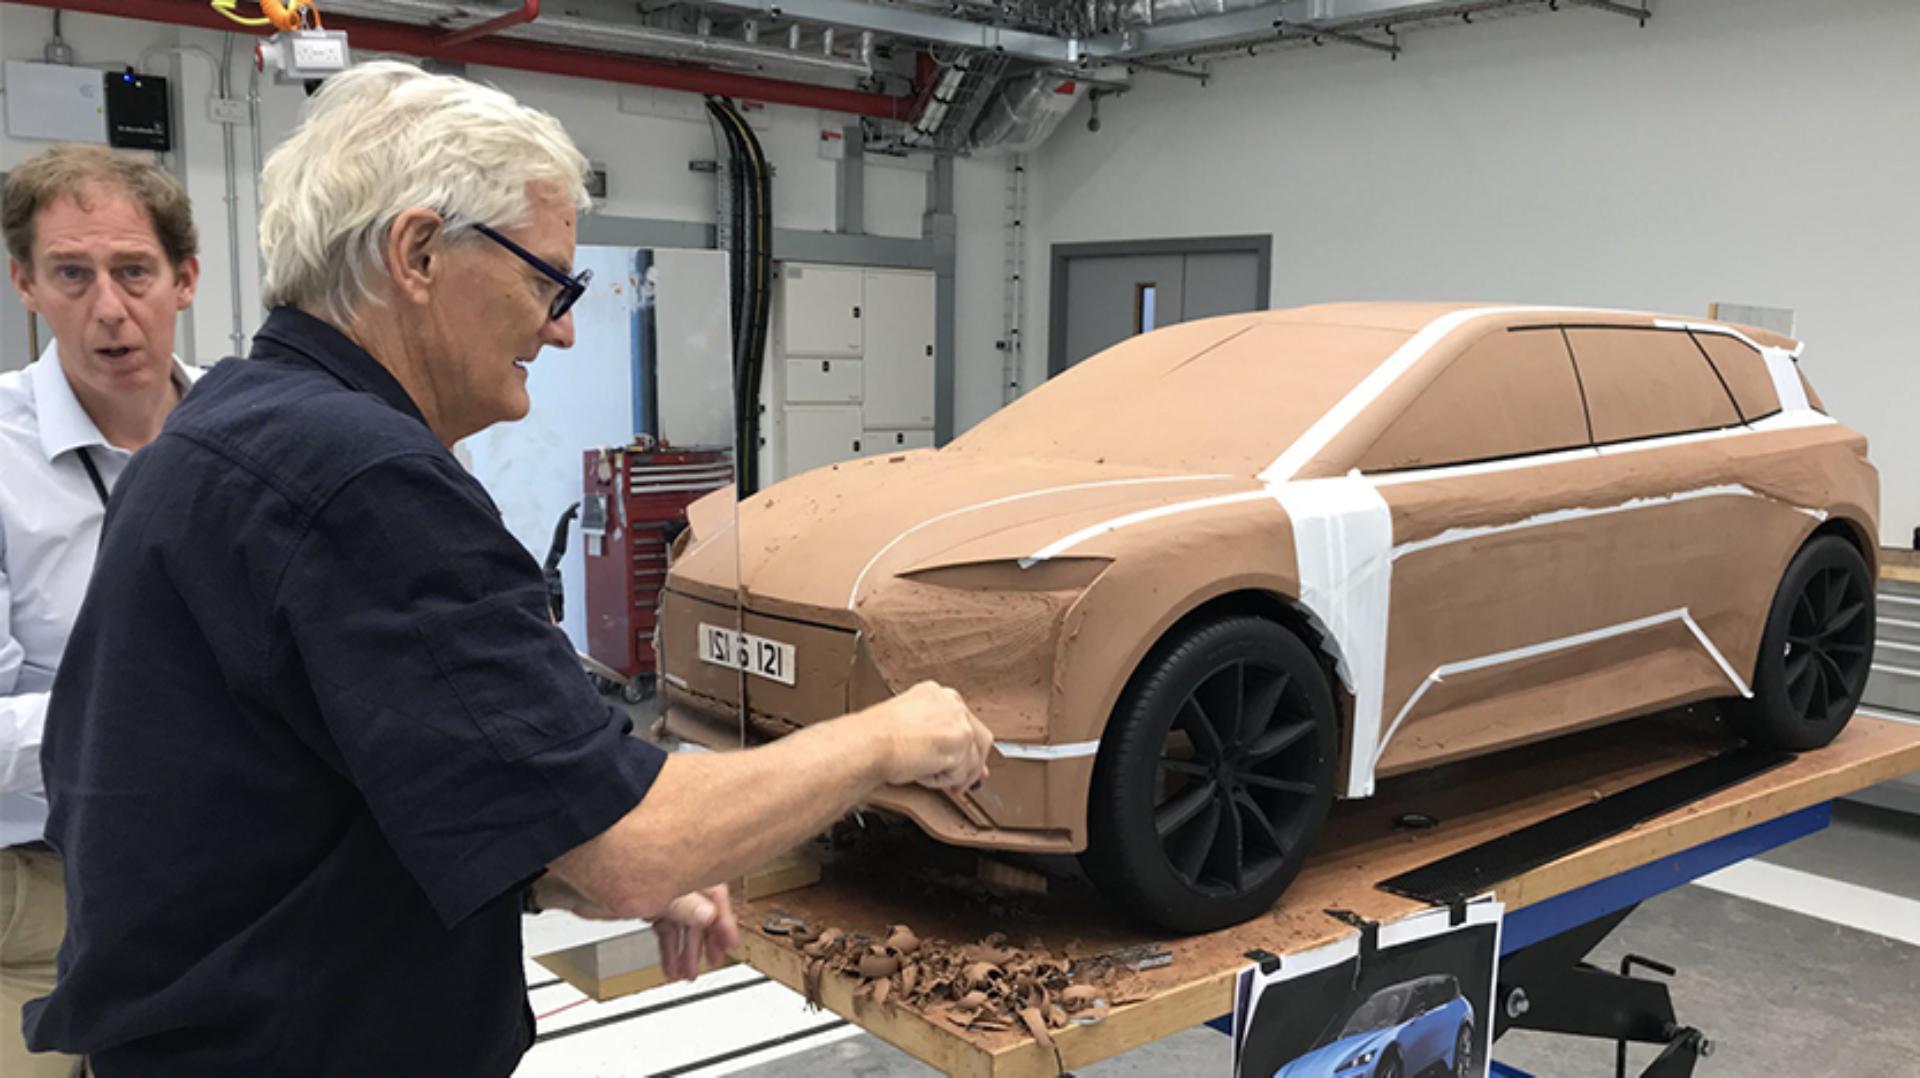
[{"xmin": 581, "ymin": 440, "xmax": 733, "ymax": 696}]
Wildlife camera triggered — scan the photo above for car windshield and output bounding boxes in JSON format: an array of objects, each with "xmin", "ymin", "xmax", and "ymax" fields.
[
  {"xmin": 1340, "ymin": 985, "xmax": 1413, "ymax": 1038},
  {"xmin": 947, "ymin": 312, "xmax": 1419, "ymax": 476}
]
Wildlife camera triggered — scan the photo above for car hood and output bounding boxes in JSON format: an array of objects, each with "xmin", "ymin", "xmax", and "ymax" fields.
[
  {"xmin": 1274, "ymin": 1028, "xmax": 1396, "ymax": 1077},
  {"xmin": 668, "ymin": 446, "xmax": 1259, "ymax": 625}
]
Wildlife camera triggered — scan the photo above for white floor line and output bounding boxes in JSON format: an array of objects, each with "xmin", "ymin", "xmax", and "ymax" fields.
[
  {"xmin": 1692, "ymin": 859, "xmax": 1920, "ymax": 947},
  {"xmin": 514, "ymin": 973, "xmax": 821, "ymax": 1077},
  {"xmin": 696, "ymin": 1022, "xmax": 868, "ymax": 1077},
  {"xmin": 1858, "ymin": 706, "xmax": 1920, "ymax": 726}
]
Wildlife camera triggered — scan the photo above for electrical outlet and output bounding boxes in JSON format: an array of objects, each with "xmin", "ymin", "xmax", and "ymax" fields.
[{"xmin": 208, "ymin": 97, "xmax": 247, "ymax": 124}]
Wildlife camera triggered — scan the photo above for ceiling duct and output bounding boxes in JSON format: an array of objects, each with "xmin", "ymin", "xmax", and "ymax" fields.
[
  {"xmin": 969, "ymin": 71, "xmax": 1086, "ymax": 152},
  {"xmin": 324, "ymin": 0, "xmax": 874, "ymax": 80}
]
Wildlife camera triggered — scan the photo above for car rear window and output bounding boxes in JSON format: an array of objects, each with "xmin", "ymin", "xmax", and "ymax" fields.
[
  {"xmin": 1564, "ymin": 327, "xmax": 1741, "ymax": 444},
  {"xmin": 1690, "ymin": 331, "xmax": 1782, "ymax": 421}
]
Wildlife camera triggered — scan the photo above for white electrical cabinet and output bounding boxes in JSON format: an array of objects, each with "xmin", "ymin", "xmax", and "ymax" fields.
[
  {"xmin": 783, "ymin": 404, "xmax": 864, "ymax": 477},
  {"xmin": 769, "ymin": 263, "xmax": 937, "ymax": 482},
  {"xmin": 859, "ymin": 271, "xmax": 937, "ymax": 430},
  {"xmin": 780, "ymin": 264, "xmax": 864, "ymax": 358}
]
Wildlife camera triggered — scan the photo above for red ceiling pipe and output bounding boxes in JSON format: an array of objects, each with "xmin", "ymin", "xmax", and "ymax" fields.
[
  {"xmin": 9, "ymin": 0, "xmax": 914, "ymax": 120},
  {"xmin": 437, "ymin": 0, "xmax": 539, "ymax": 50}
]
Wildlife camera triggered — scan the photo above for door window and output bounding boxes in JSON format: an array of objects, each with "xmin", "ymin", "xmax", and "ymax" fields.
[
  {"xmin": 1358, "ymin": 328, "xmax": 1590, "ymax": 472},
  {"xmin": 1565, "ymin": 327, "xmax": 1741, "ymax": 444}
]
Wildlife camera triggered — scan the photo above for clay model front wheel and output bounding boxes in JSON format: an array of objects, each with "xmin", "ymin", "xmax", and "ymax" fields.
[
  {"xmin": 1080, "ymin": 616, "xmax": 1338, "ymax": 935},
  {"xmin": 1729, "ymin": 535, "xmax": 1875, "ymax": 751}
]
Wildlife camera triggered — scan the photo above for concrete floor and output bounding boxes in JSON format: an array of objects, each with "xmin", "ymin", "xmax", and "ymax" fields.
[{"xmin": 514, "ymin": 798, "xmax": 1920, "ymax": 1077}]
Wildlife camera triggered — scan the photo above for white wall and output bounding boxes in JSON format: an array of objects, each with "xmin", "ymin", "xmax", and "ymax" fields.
[
  {"xmin": 1021, "ymin": 0, "xmax": 1920, "ymax": 547},
  {"xmin": 1, "ymin": 5, "xmax": 932, "ymax": 363}
]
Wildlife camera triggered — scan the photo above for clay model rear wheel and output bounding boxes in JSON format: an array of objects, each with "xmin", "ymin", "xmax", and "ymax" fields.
[
  {"xmin": 1730, "ymin": 535, "xmax": 1875, "ymax": 751},
  {"xmin": 1080, "ymin": 616, "xmax": 1338, "ymax": 934}
]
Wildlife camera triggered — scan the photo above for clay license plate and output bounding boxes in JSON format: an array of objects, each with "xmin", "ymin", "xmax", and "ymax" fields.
[{"xmin": 698, "ymin": 623, "xmax": 797, "ymax": 686}]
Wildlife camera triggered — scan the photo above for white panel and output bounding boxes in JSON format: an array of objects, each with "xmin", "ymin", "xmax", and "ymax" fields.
[
  {"xmin": 781, "ymin": 263, "xmax": 863, "ymax": 358},
  {"xmin": 783, "ymin": 404, "xmax": 863, "ymax": 477},
  {"xmin": 785, "ymin": 357, "xmax": 863, "ymax": 404},
  {"xmin": 3, "ymin": 61, "xmax": 107, "ymax": 144},
  {"xmin": 860, "ymin": 269, "xmax": 937, "ymax": 429},
  {"xmin": 652, "ymin": 248, "xmax": 735, "ymax": 449},
  {"xmin": 861, "ymin": 428, "xmax": 936, "ymax": 454}
]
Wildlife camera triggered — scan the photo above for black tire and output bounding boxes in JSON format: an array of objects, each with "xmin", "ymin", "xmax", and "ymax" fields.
[
  {"xmin": 1454, "ymin": 1023, "xmax": 1474, "ymax": 1078},
  {"xmin": 1728, "ymin": 535, "xmax": 1875, "ymax": 751},
  {"xmin": 1080, "ymin": 616, "xmax": 1338, "ymax": 934},
  {"xmin": 1375, "ymin": 1051, "xmax": 1402, "ymax": 1078}
]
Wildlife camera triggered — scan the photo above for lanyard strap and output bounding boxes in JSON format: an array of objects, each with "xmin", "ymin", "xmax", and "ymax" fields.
[{"xmin": 77, "ymin": 448, "xmax": 110, "ymax": 509}]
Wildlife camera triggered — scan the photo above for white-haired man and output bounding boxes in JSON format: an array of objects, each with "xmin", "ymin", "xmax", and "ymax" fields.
[{"xmin": 25, "ymin": 63, "xmax": 991, "ymax": 1075}]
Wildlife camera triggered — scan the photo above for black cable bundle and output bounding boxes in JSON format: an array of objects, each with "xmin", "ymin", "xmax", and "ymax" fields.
[{"xmin": 704, "ymin": 97, "xmax": 774, "ymax": 497}]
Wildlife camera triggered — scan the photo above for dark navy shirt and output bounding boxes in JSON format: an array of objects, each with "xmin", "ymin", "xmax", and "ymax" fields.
[{"xmin": 25, "ymin": 307, "xmax": 665, "ymax": 1076}]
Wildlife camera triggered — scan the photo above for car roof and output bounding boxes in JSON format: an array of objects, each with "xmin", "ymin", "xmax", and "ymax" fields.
[
  {"xmin": 950, "ymin": 302, "xmax": 1800, "ymax": 477},
  {"xmin": 1241, "ymin": 302, "xmax": 1800, "ymax": 351}
]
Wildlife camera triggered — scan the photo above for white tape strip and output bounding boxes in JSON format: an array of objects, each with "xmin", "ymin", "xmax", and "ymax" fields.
[
  {"xmin": 994, "ymin": 739, "xmax": 1101, "ymax": 760},
  {"xmin": 1017, "ymin": 490, "xmax": 1270, "ymax": 569},
  {"xmin": 1373, "ymin": 607, "xmax": 1752, "ymax": 768},
  {"xmin": 1389, "ymin": 484, "xmax": 1795, "ymax": 562},
  {"xmin": 847, "ymin": 474, "xmax": 1230, "ymax": 608},
  {"xmin": 1272, "ymin": 477, "xmax": 1394, "ymax": 798}
]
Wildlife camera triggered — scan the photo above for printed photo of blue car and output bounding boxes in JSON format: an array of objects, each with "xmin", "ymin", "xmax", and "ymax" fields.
[{"xmin": 1275, "ymin": 974, "xmax": 1475, "ymax": 1078}]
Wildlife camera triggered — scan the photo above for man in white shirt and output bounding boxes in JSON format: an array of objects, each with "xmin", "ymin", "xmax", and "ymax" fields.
[{"xmin": 1, "ymin": 145, "xmax": 200, "ymax": 1078}]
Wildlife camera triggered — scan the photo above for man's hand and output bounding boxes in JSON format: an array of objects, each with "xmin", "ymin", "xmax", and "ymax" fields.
[
  {"xmin": 656, "ymin": 885, "xmax": 737, "ymax": 982},
  {"xmin": 856, "ymin": 681, "xmax": 994, "ymax": 791}
]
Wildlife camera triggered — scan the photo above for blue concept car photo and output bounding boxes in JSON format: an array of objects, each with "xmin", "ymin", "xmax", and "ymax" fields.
[{"xmin": 1274, "ymin": 974, "xmax": 1475, "ymax": 1078}]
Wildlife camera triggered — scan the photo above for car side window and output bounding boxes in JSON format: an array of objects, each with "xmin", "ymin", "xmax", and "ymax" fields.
[
  {"xmin": 1689, "ymin": 331, "xmax": 1782, "ymax": 421},
  {"xmin": 1564, "ymin": 327, "xmax": 1742, "ymax": 444},
  {"xmin": 1357, "ymin": 327, "xmax": 1591, "ymax": 473},
  {"xmin": 1406, "ymin": 982, "xmax": 1433, "ymax": 1017}
]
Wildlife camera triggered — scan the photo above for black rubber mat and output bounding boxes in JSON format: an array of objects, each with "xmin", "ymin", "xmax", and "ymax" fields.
[{"xmin": 1377, "ymin": 745, "xmax": 1794, "ymax": 905}]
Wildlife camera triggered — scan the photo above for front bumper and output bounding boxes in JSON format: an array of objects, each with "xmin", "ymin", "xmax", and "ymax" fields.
[{"xmin": 661, "ymin": 692, "xmax": 1087, "ymax": 855}]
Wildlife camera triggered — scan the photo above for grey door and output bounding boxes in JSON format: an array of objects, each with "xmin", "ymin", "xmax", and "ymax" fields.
[
  {"xmin": 1060, "ymin": 253, "xmax": 1186, "ymax": 376},
  {"xmin": 1050, "ymin": 236, "xmax": 1270, "ymax": 375}
]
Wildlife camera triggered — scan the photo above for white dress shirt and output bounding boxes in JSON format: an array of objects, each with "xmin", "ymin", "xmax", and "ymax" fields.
[{"xmin": 0, "ymin": 344, "xmax": 199, "ymax": 846}]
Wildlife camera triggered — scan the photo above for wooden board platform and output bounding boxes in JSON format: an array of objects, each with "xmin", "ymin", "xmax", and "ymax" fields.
[
  {"xmin": 1883, "ymin": 547, "xmax": 1920, "ymax": 584},
  {"xmin": 730, "ymin": 714, "xmax": 1920, "ymax": 1078}
]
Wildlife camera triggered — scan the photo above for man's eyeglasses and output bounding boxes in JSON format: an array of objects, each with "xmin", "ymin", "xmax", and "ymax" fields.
[{"xmin": 472, "ymin": 223, "xmax": 591, "ymax": 322}]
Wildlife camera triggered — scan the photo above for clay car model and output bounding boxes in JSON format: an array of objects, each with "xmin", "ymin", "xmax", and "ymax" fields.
[
  {"xmin": 1277, "ymin": 975, "xmax": 1474, "ymax": 1078},
  {"xmin": 659, "ymin": 303, "xmax": 1879, "ymax": 933}
]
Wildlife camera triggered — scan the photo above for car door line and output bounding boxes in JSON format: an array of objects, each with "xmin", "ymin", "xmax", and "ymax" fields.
[
  {"xmin": 848, "ymin": 473, "xmax": 1234, "ymax": 608},
  {"xmin": 1372, "ymin": 606, "xmax": 1753, "ymax": 771}
]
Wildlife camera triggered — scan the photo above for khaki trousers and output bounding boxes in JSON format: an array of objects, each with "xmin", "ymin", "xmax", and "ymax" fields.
[{"xmin": 1, "ymin": 846, "xmax": 81, "ymax": 1078}]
